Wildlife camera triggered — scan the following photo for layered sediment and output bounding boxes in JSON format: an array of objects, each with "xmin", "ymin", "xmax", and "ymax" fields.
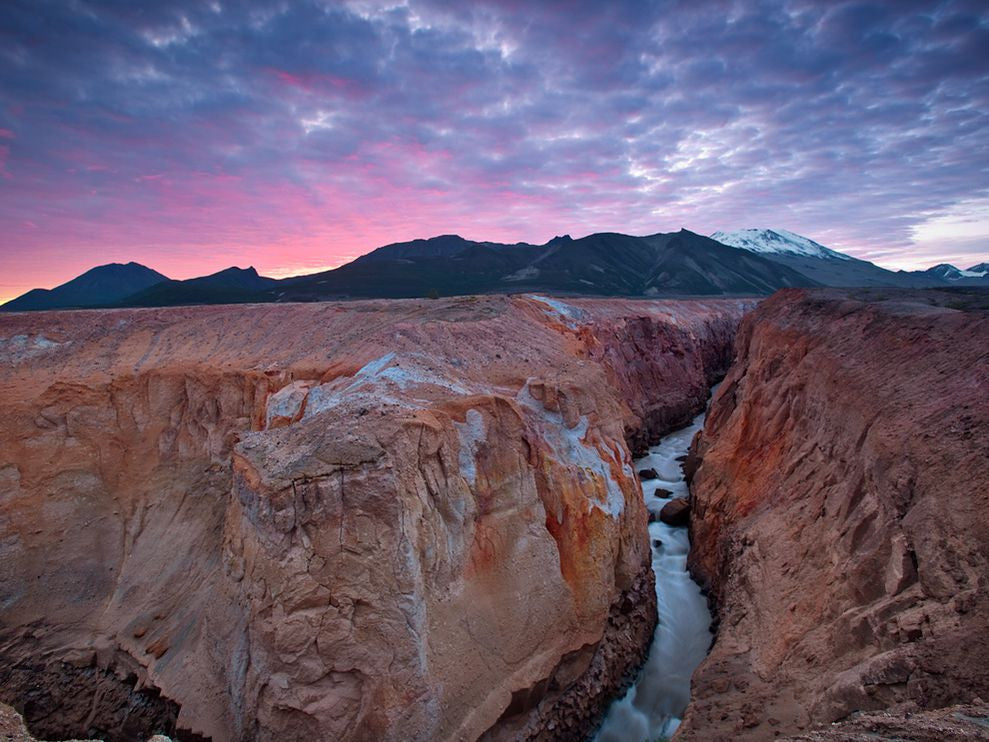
[
  {"xmin": 0, "ymin": 295, "xmax": 748, "ymax": 741},
  {"xmin": 681, "ymin": 288, "xmax": 989, "ymax": 739}
]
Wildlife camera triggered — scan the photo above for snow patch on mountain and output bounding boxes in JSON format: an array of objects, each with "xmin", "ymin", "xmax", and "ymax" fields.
[
  {"xmin": 928, "ymin": 263, "xmax": 989, "ymax": 280},
  {"xmin": 711, "ymin": 228, "xmax": 851, "ymax": 261}
]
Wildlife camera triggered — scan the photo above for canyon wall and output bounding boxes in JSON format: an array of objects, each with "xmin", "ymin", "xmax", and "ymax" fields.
[
  {"xmin": 0, "ymin": 295, "xmax": 748, "ymax": 742},
  {"xmin": 680, "ymin": 288, "xmax": 989, "ymax": 739}
]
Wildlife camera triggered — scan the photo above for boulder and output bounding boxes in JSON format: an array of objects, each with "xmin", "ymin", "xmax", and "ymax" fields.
[{"xmin": 659, "ymin": 498, "xmax": 690, "ymax": 526}]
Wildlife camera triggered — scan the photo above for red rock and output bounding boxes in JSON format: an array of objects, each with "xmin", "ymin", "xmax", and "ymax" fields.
[
  {"xmin": 680, "ymin": 289, "xmax": 989, "ymax": 740},
  {"xmin": 0, "ymin": 295, "xmax": 749, "ymax": 741}
]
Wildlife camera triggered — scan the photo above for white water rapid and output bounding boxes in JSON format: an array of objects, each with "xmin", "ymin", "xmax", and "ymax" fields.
[{"xmin": 595, "ymin": 408, "xmax": 713, "ymax": 742}]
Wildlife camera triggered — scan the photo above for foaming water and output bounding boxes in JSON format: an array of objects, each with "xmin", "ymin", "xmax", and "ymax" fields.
[{"xmin": 595, "ymin": 409, "xmax": 712, "ymax": 741}]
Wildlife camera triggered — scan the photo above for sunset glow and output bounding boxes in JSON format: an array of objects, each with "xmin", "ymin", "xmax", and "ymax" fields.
[{"xmin": 1, "ymin": 0, "xmax": 987, "ymax": 301}]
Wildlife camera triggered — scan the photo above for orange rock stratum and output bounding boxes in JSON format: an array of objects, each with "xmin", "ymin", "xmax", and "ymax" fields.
[{"xmin": 0, "ymin": 295, "xmax": 748, "ymax": 741}]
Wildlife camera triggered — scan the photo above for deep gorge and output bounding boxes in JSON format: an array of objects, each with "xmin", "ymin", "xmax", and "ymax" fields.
[
  {"xmin": 0, "ymin": 295, "xmax": 747, "ymax": 741},
  {"xmin": 2, "ymin": 288, "xmax": 986, "ymax": 741}
]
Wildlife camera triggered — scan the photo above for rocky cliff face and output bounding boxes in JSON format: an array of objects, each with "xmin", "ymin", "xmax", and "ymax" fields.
[
  {"xmin": 0, "ymin": 295, "xmax": 748, "ymax": 742},
  {"xmin": 680, "ymin": 288, "xmax": 989, "ymax": 739}
]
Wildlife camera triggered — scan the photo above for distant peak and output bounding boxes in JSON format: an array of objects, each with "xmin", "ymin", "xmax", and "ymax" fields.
[{"xmin": 1, "ymin": 260, "xmax": 168, "ymax": 311}]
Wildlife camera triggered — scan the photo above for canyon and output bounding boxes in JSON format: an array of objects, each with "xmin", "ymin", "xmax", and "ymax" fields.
[
  {"xmin": 2, "ymin": 286, "xmax": 987, "ymax": 742},
  {"xmin": 0, "ymin": 294, "xmax": 746, "ymax": 741}
]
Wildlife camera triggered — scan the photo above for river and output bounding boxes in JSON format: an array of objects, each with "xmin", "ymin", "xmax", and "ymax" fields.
[{"xmin": 595, "ymin": 408, "xmax": 712, "ymax": 741}]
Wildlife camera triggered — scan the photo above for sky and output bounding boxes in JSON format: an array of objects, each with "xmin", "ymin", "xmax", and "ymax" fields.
[{"xmin": 1, "ymin": 0, "xmax": 987, "ymax": 303}]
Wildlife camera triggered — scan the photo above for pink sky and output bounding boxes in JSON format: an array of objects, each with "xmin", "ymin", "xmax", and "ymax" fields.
[{"xmin": 2, "ymin": 0, "xmax": 987, "ymax": 303}]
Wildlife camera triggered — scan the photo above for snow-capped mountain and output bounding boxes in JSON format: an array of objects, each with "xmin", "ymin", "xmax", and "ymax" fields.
[
  {"xmin": 712, "ymin": 228, "xmax": 989, "ymax": 288},
  {"xmin": 710, "ymin": 228, "xmax": 947, "ymax": 288},
  {"xmin": 711, "ymin": 228, "xmax": 852, "ymax": 261}
]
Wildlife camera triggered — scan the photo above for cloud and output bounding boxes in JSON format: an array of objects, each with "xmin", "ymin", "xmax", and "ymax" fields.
[{"xmin": 0, "ymin": 0, "xmax": 987, "ymax": 296}]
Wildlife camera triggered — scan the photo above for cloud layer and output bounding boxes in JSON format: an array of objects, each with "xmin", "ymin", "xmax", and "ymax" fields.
[{"xmin": 1, "ymin": 0, "xmax": 987, "ymax": 297}]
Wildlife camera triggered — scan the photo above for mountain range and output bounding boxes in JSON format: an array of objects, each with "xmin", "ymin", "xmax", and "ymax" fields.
[{"xmin": 3, "ymin": 228, "xmax": 986, "ymax": 311}]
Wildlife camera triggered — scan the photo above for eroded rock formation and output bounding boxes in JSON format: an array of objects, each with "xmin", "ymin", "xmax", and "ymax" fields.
[
  {"xmin": 0, "ymin": 295, "xmax": 748, "ymax": 741},
  {"xmin": 680, "ymin": 288, "xmax": 989, "ymax": 739}
]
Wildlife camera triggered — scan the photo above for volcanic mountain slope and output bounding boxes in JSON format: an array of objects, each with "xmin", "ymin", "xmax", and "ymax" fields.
[
  {"xmin": 0, "ymin": 294, "xmax": 749, "ymax": 742},
  {"xmin": 678, "ymin": 287, "xmax": 989, "ymax": 740},
  {"xmin": 710, "ymin": 228, "xmax": 850, "ymax": 260},
  {"xmin": 711, "ymin": 228, "xmax": 944, "ymax": 288},
  {"xmin": 1, "ymin": 262, "xmax": 169, "ymax": 311}
]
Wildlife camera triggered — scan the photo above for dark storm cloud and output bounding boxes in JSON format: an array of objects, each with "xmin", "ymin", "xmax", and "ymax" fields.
[{"xmin": 0, "ymin": 0, "xmax": 987, "ymax": 294}]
